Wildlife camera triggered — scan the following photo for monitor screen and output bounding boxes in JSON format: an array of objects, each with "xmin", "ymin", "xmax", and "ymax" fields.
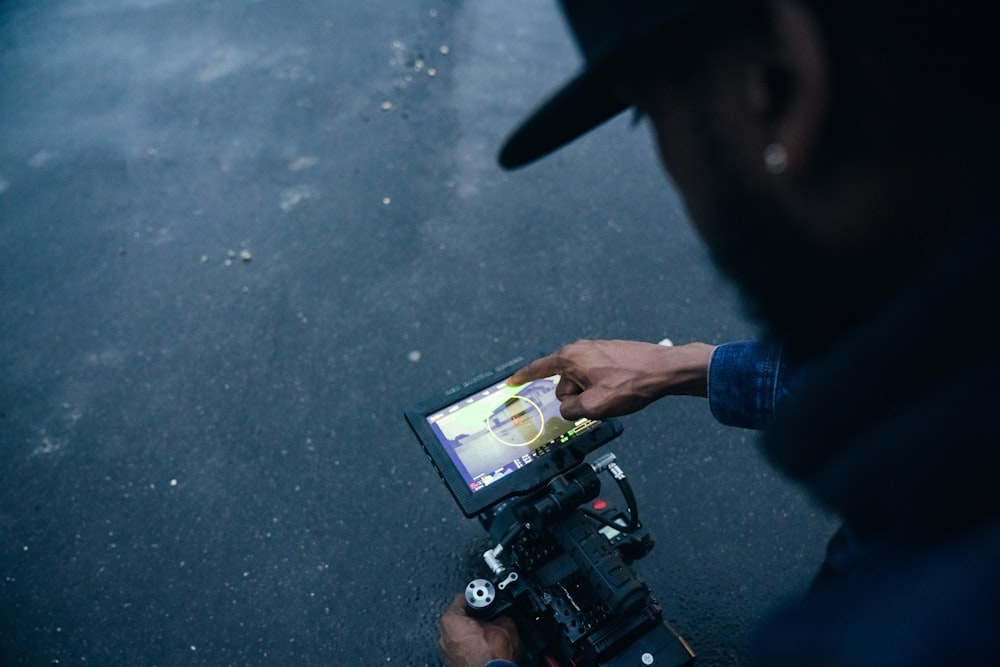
[{"xmin": 425, "ymin": 375, "xmax": 600, "ymax": 494}]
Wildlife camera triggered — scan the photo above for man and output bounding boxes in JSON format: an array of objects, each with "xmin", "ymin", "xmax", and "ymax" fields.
[{"xmin": 440, "ymin": 0, "xmax": 1000, "ymax": 665}]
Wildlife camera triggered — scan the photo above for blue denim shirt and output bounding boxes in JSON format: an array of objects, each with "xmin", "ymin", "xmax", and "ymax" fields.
[{"xmin": 707, "ymin": 339, "xmax": 793, "ymax": 430}]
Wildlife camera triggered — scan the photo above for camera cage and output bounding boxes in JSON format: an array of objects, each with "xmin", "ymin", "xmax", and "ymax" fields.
[{"xmin": 405, "ymin": 349, "xmax": 696, "ymax": 667}]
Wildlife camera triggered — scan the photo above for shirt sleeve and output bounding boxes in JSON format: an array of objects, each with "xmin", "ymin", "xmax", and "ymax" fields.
[{"xmin": 707, "ymin": 339, "xmax": 793, "ymax": 430}]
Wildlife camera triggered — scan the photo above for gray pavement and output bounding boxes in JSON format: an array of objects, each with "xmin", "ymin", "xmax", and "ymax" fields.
[{"xmin": 0, "ymin": 1, "xmax": 837, "ymax": 665}]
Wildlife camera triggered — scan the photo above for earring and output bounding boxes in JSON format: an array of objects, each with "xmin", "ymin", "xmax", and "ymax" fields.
[{"xmin": 763, "ymin": 143, "xmax": 788, "ymax": 175}]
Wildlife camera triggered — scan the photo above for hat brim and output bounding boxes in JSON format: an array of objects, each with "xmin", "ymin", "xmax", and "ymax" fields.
[{"xmin": 498, "ymin": 69, "xmax": 629, "ymax": 170}]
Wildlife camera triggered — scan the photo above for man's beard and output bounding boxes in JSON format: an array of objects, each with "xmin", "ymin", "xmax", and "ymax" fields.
[{"xmin": 693, "ymin": 150, "xmax": 883, "ymax": 360}]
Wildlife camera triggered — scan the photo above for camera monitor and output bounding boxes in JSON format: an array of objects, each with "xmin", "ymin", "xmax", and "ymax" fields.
[{"xmin": 405, "ymin": 350, "xmax": 623, "ymax": 517}]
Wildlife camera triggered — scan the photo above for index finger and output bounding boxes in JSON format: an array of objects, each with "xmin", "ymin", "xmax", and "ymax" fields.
[{"xmin": 507, "ymin": 353, "xmax": 566, "ymax": 386}]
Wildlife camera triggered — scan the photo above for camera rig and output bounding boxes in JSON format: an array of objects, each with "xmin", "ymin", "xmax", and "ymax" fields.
[
  {"xmin": 403, "ymin": 349, "xmax": 695, "ymax": 667},
  {"xmin": 464, "ymin": 452, "xmax": 695, "ymax": 667}
]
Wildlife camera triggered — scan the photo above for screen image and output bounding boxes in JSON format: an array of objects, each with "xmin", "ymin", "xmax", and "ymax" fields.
[{"xmin": 426, "ymin": 375, "xmax": 599, "ymax": 493}]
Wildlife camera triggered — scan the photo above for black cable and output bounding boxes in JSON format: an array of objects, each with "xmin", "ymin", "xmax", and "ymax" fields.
[
  {"xmin": 497, "ymin": 518, "xmax": 526, "ymax": 550},
  {"xmin": 580, "ymin": 474, "xmax": 641, "ymax": 533}
]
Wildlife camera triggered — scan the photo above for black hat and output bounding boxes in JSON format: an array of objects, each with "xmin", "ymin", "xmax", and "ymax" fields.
[{"xmin": 498, "ymin": 0, "xmax": 702, "ymax": 170}]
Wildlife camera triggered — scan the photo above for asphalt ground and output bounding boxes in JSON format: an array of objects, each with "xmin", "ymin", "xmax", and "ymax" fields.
[{"xmin": 0, "ymin": 1, "xmax": 837, "ymax": 665}]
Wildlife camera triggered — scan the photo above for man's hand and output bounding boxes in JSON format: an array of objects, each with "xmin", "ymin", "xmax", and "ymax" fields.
[
  {"xmin": 508, "ymin": 339, "xmax": 715, "ymax": 420},
  {"xmin": 438, "ymin": 593, "xmax": 522, "ymax": 667}
]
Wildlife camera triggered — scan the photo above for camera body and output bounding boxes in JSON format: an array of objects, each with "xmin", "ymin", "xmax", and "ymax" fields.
[
  {"xmin": 405, "ymin": 349, "xmax": 695, "ymax": 667},
  {"xmin": 464, "ymin": 458, "xmax": 695, "ymax": 667}
]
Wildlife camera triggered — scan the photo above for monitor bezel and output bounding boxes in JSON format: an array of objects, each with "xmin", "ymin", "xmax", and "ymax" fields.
[{"xmin": 404, "ymin": 348, "xmax": 623, "ymax": 517}]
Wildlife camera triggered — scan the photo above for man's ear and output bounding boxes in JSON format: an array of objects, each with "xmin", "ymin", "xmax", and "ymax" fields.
[{"xmin": 746, "ymin": 0, "xmax": 829, "ymax": 178}]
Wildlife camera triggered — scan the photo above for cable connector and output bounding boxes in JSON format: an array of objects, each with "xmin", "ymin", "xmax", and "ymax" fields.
[
  {"xmin": 607, "ymin": 461, "xmax": 626, "ymax": 481},
  {"xmin": 591, "ymin": 453, "xmax": 626, "ymax": 481},
  {"xmin": 484, "ymin": 545, "xmax": 505, "ymax": 576},
  {"xmin": 590, "ymin": 452, "xmax": 617, "ymax": 473}
]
